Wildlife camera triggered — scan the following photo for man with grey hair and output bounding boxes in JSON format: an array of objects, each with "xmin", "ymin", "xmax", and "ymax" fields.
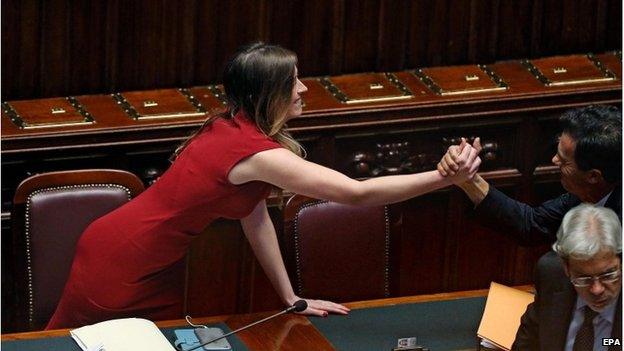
[{"xmin": 513, "ymin": 204, "xmax": 622, "ymax": 351}]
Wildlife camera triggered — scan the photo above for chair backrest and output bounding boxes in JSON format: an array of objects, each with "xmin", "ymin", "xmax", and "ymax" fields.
[
  {"xmin": 282, "ymin": 195, "xmax": 391, "ymax": 302},
  {"xmin": 11, "ymin": 169, "xmax": 145, "ymax": 330}
]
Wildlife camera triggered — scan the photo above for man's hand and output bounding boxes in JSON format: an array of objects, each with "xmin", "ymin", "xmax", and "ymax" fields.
[
  {"xmin": 437, "ymin": 137, "xmax": 489, "ymax": 205},
  {"xmin": 437, "ymin": 137, "xmax": 482, "ymax": 177},
  {"xmin": 441, "ymin": 138, "xmax": 482, "ymax": 185}
]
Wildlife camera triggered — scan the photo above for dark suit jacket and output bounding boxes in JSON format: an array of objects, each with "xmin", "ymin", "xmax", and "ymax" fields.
[
  {"xmin": 473, "ymin": 186, "xmax": 621, "ymax": 245},
  {"xmin": 512, "ymin": 251, "xmax": 622, "ymax": 351}
]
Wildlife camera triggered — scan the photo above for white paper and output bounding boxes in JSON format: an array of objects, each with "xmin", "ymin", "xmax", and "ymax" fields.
[{"xmin": 70, "ymin": 318, "xmax": 175, "ymax": 351}]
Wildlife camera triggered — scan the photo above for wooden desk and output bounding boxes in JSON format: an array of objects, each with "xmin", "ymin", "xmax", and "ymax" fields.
[{"xmin": 2, "ymin": 287, "xmax": 533, "ymax": 350}]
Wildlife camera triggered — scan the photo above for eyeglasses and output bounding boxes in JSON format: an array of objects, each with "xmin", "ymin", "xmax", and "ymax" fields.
[{"xmin": 570, "ymin": 270, "xmax": 621, "ymax": 287}]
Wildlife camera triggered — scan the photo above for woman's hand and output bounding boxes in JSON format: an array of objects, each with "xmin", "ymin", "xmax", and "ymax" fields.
[
  {"xmin": 289, "ymin": 297, "xmax": 350, "ymax": 317},
  {"xmin": 438, "ymin": 137, "xmax": 482, "ymax": 182}
]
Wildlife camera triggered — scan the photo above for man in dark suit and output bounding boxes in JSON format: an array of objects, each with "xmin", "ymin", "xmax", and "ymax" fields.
[
  {"xmin": 438, "ymin": 105, "xmax": 621, "ymax": 244},
  {"xmin": 513, "ymin": 204, "xmax": 622, "ymax": 351}
]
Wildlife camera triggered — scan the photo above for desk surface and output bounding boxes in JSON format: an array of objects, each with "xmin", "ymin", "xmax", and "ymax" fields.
[{"xmin": 2, "ymin": 287, "xmax": 533, "ymax": 351}]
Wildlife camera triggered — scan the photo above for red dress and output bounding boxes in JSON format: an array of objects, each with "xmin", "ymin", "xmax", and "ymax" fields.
[{"xmin": 46, "ymin": 112, "xmax": 281, "ymax": 329}]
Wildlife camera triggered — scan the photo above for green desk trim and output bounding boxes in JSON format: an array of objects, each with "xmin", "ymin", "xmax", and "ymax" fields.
[{"xmin": 311, "ymin": 296, "xmax": 486, "ymax": 351}]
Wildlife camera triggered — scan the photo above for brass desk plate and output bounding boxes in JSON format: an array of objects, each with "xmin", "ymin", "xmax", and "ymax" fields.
[
  {"xmin": 2, "ymin": 97, "xmax": 95, "ymax": 129},
  {"xmin": 521, "ymin": 54, "xmax": 616, "ymax": 87},
  {"xmin": 319, "ymin": 72, "xmax": 414, "ymax": 104},
  {"xmin": 113, "ymin": 89, "xmax": 206, "ymax": 120},
  {"xmin": 413, "ymin": 65, "xmax": 508, "ymax": 96}
]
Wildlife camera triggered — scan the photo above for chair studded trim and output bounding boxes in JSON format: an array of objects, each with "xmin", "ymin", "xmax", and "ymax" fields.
[
  {"xmin": 23, "ymin": 183, "xmax": 132, "ymax": 325},
  {"xmin": 382, "ymin": 205, "xmax": 390, "ymax": 297},
  {"xmin": 292, "ymin": 200, "xmax": 391, "ymax": 298}
]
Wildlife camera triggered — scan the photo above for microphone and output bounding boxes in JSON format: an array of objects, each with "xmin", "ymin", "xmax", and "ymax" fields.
[
  {"xmin": 286, "ymin": 299, "xmax": 308, "ymax": 313},
  {"xmin": 184, "ymin": 300, "xmax": 308, "ymax": 351}
]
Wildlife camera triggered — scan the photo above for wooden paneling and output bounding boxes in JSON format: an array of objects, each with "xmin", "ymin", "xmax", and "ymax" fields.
[
  {"xmin": 2, "ymin": 1, "xmax": 41, "ymax": 98},
  {"xmin": 186, "ymin": 219, "xmax": 251, "ymax": 315},
  {"xmin": 394, "ymin": 192, "xmax": 452, "ymax": 294},
  {"xmin": 376, "ymin": 0, "xmax": 410, "ymax": 70},
  {"xmin": 455, "ymin": 187, "xmax": 522, "ymax": 290},
  {"xmin": 606, "ymin": 0, "xmax": 622, "ymax": 46},
  {"xmin": 467, "ymin": 0, "xmax": 500, "ymax": 62},
  {"xmin": 67, "ymin": 2, "xmax": 109, "ymax": 94},
  {"xmin": 268, "ymin": 1, "xmax": 342, "ymax": 75},
  {"xmin": 540, "ymin": 0, "xmax": 609, "ymax": 55},
  {"xmin": 342, "ymin": 0, "xmax": 380, "ymax": 72},
  {"xmin": 2, "ymin": 0, "xmax": 621, "ymax": 100},
  {"xmin": 1, "ymin": 213, "xmax": 14, "ymax": 330},
  {"xmin": 39, "ymin": 1, "xmax": 70, "ymax": 96}
]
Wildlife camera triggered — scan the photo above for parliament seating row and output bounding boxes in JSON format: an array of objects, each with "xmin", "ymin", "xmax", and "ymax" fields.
[{"xmin": 2, "ymin": 52, "xmax": 621, "ymax": 332}]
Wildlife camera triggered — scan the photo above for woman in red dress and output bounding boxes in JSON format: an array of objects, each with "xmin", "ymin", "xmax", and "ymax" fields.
[{"xmin": 47, "ymin": 42, "xmax": 481, "ymax": 329}]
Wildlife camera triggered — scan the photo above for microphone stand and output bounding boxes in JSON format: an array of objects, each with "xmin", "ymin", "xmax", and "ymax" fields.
[{"xmin": 185, "ymin": 301, "xmax": 306, "ymax": 351}]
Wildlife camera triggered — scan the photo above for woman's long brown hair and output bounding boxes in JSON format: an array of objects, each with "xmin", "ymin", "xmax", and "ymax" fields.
[{"xmin": 173, "ymin": 42, "xmax": 303, "ymax": 159}]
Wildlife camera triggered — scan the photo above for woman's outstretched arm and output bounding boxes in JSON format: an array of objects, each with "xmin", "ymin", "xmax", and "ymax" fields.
[
  {"xmin": 240, "ymin": 199, "xmax": 350, "ymax": 316},
  {"xmin": 230, "ymin": 144, "xmax": 480, "ymax": 206}
]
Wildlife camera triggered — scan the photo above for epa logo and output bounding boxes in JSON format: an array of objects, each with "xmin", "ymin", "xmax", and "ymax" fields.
[{"xmin": 602, "ymin": 338, "xmax": 621, "ymax": 346}]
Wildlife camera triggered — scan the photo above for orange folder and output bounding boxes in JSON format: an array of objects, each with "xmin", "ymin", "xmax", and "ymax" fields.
[{"xmin": 477, "ymin": 282, "xmax": 535, "ymax": 350}]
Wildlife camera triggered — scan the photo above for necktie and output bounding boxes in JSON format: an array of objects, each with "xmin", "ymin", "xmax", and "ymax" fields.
[{"xmin": 573, "ymin": 306, "xmax": 599, "ymax": 351}]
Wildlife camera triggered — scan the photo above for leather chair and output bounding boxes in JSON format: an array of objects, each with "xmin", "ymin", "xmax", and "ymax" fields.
[
  {"xmin": 282, "ymin": 195, "xmax": 391, "ymax": 302},
  {"xmin": 11, "ymin": 169, "xmax": 145, "ymax": 331}
]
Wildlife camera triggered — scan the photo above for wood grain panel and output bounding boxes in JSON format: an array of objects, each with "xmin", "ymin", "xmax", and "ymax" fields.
[
  {"xmin": 394, "ymin": 192, "xmax": 451, "ymax": 294},
  {"xmin": 2, "ymin": 0, "xmax": 621, "ymax": 100},
  {"xmin": 497, "ymin": 0, "xmax": 535, "ymax": 58},
  {"xmin": 2, "ymin": 1, "xmax": 41, "ymax": 99},
  {"xmin": 454, "ymin": 186, "xmax": 521, "ymax": 290},
  {"xmin": 408, "ymin": 0, "xmax": 447, "ymax": 66},
  {"xmin": 507, "ymin": 180, "xmax": 568, "ymax": 283},
  {"xmin": 102, "ymin": 0, "xmax": 120, "ymax": 92},
  {"xmin": 534, "ymin": 114, "xmax": 562, "ymax": 168},
  {"xmin": 342, "ymin": 0, "xmax": 380, "ymax": 73},
  {"xmin": 539, "ymin": 0, "xmax": 610, "ymax": 55},
  {"xmin": 268, "ymin": 0, "xmax": 341, "ymax": 76},
  {"xmin": 605, "ymin": 0, "xmax": 622, "ymax": 47},
  {"xmin": 1, "ymin": 1, "xmax": 19, "ymax": 99},
  {"xmin": 376, "ymin": 0, "xmax": 410, "ymax": 71},
  {"xmin": 193, "ymin": 0, "xmax": 220, "ymax": 83},
  {"xmin": 40, "ymin": 0, "xmax": 70, "ymax": 97},
  {"xmin": 467, "ymin": 0, "xmax": 500, "ymax": 62},
  {"xmin": 227, "ymin": 314, "xmax": 335, "ymax": 351},
  {"xmin": 445, "ymin": 0, "xmax": 472, "ymax": 65},
  {"xmin": 186, "ymin": 216, "xmax": 284, "ymax": 317},
  {"xmin": 68, "ymin": 1, "xmax": 107, "ymax": 95},
  {"xmin": 186, "ymin": 219, "xmax": 249, "ymax": 316},
  {"xmin": 211, "ymin": 0, "xmax": 269, "ymax": 79},
  {"xmin": 1, "ymin": 214, "xmax": 15, "ymax": 331},
  {"xmin": 169, "ymin": 0, "xmax": 198, "ymax": 86},
  {"xmin": 116, "ymin": 0, "xmax": 189, "ymax": 90}
]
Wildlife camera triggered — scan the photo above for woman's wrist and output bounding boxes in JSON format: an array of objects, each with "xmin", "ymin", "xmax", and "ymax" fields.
[
  {"xmin": 278, "ymin": 286, "xmax": 298, "ymax": 305},
  {"xmin": 283, "ymin": 294, "xmax": 299, "ymax": 306},
  {"xmin": 432, "ymin": 170, "xmax": 454, "ymax": 187}
]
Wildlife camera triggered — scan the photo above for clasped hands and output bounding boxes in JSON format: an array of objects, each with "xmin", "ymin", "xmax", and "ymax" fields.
[{"xmin": 437, "ymin": 137, "xmax": 483, "ymax": 184}]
